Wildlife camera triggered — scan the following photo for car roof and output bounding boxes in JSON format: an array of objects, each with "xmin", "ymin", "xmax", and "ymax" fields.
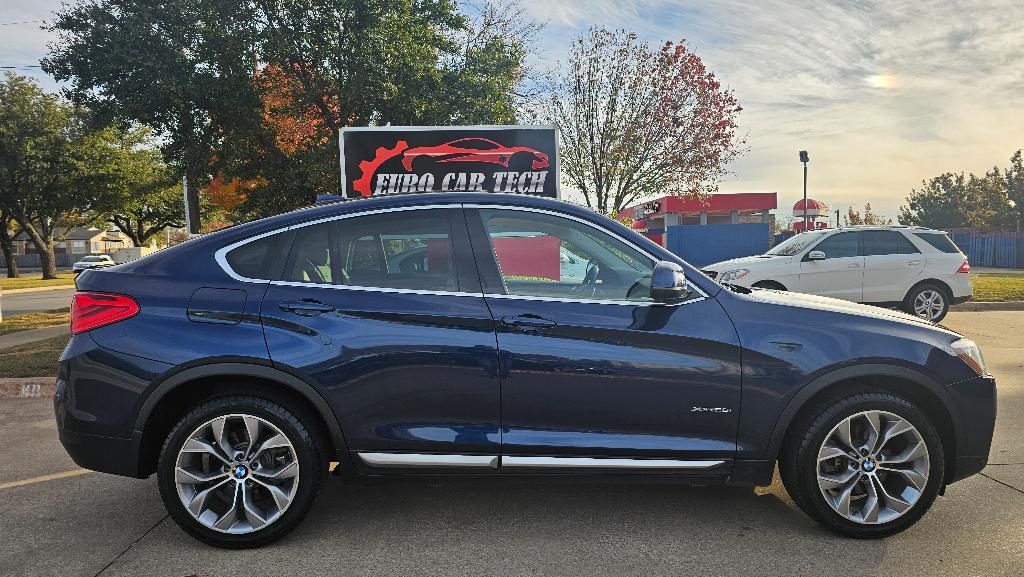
[{"xmin": 834, "ymin": 225, "xmax": 945, "ymax": 233}]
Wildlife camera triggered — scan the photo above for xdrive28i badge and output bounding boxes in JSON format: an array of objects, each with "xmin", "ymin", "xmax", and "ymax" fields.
[{"xmin": 692, "ymin": 406, "xmax": 734, "ymax": 414}]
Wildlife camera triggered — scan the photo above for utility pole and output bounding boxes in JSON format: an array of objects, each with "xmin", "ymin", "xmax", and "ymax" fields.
[{"xmin": 799, "ymin": 150, "xmax": 810, "ymax": 231}]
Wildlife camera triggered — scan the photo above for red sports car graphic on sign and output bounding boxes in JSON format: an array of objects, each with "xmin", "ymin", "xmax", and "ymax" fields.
[{"xmin": 401, "ymin": 138, "xmax": 549, "ymax": 171}]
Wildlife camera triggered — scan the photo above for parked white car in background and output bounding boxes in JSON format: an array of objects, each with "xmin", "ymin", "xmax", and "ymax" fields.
[
  {"xmin": 72, "ymin": 254, "xmax": 115, "ymax": 273},
  {"xmin": 702, "ymin": 226, "xmax": 972, "ymax": 321}
]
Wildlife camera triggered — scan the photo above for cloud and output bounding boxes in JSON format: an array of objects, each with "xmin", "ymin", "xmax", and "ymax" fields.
[{"xmin": 521, "ymin": 0, "xmax": 1024, "ymax": 218}]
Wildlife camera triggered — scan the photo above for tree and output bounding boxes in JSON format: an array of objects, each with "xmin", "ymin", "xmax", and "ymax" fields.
[
  {"xmin": 1004, "ymin": 150, "xmax": 1023, "ymax": 230},
  {"xmin": 0, "ymin": 207, "xmax": 20, "ymax": 277},
  {"xmin": 844, "ymin": 203, "xmax": 891, "ymax": 226},
  {"xmin": 91, "ymin": 126, "xmax": 185, "ymax": 247},
  {"xmin": 899, "ymin": 170, "xmax": 1010, "ymax": 229},
  {"xmin": 44, "ymin": 0, "xmax": 540, "ymax": 220},
  {"xmin": 0, "ymin": 73, "xmax": 107, "ymax": 279},
  {"xmin": 532, "ymin": 28, "xmax": 745, "ymax": 215}
]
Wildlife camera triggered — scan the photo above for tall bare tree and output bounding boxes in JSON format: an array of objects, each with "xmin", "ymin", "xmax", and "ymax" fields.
[{"xmin": 533, "ymin": 28, "xmax": 746, "ymax": 215}]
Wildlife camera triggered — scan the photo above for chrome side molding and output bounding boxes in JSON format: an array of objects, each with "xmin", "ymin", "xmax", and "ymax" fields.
[
  {"xmin": 500, "ymin": 456, "xmax": 725, "ymax": 469},
  {"xmin": 357, "ymin": 452, "xmax": 725, "ymax": 470},
  {"xmin": 357, "ymin": 452, "xmax": 499, "ymax": 468}
]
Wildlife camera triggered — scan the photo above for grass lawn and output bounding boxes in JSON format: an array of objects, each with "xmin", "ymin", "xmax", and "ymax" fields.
[
  {"xmin": 0, "ymin": 308, "xmax": 71, "ymax": 335},
  {"xmin": 0, "ymin": 334, "xmax": 68, "ymax": 378},
  {"xmin": 0, "ymin": 272, "xmax": 77, "ymax": 291},
  {"xmin": 971, "ymin": 273, "xmax": 1024, "ymax": 302}
]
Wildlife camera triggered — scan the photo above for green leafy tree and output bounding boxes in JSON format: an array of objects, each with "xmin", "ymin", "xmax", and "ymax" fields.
[
  {"xmin": 44, "ymin": 0, "xmax": 539, "ymax": 220},
  {"xmin": 1004, "ymin": 150, "xmax": 1023, "ymax": 230},
  {"xmin": 91, "ymin": 126, "xmax": 185, "ymax": 246},
  {"xmin": 0, "ymin": 73, "xmax": 109, "ymax": 279},
  {"xmin": 0, "ymin": 207, "xmax": 20, "ymax": 277},
  {"xmin": 899, "ymin": 170, "xmax": 1010, "ymax": 229}
]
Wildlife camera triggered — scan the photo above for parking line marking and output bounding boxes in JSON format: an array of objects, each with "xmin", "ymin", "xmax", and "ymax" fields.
[{"xmin": 0, "ymin": 468, "xmax": 91, "ymax": 490}]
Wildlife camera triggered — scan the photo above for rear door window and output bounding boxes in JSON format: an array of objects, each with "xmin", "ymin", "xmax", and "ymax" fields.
[
  {"xmin": 282, "ymin": 209, "xmax": 460, "ymax": 292},
  {"xmin": 861, "ymin": 230, "xmax": 919, "ymax": 256},
  {"xmin": 913, "ymin": 233, "xmax": 962, "ymax": 254}
]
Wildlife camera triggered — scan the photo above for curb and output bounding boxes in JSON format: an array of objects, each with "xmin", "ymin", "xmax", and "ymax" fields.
[
  {"xmin": 952, "ymin": 301, "xmax": 1024, "ymax": 312},
  {"xmin": 0, "ymin": 284, "xmax": 76, "ymax": 295},
  {"xmin": 0, "ymin": 378, "xmax": 57, "ymax": 399}
]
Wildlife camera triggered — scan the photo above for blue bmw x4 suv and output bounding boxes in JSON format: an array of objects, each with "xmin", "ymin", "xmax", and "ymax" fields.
[{"xmin": 56, "ymin": 193, "xmax": 996, "ymax": 548}]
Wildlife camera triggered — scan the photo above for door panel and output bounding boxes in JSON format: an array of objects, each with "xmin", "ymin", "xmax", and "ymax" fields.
[
  {"xmin": 860, "ymin": 231, "xmax": 924, "ymax": 302},
  {"xmin": 260, "ymin": 207, "xmax": 501, "ymax": 457},
  {"xmin": 798, "ymin": 231, "xmax": 863, "ymax": 301},
  {"xmin": 488, "ymin": 297, "xmax": 743, "ymax": 460},
  {"xmin": 467, "ymin": 207, "xmax": 742, "ymax": 467}
]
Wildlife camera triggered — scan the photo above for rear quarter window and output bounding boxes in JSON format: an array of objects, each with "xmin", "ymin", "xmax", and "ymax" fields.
[
  {"xmin": 224, "ymin": 232, "xmax": 292, "ymax": 280},
  {"xmin": 913, "ymin": 233, "xmax": 962, "ymax": 254}
]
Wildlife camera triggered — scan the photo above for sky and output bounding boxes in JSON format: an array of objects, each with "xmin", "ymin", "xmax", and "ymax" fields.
[{"xmin": 3, "ymin": 0, "xmax": 1023, "ymax": 221}]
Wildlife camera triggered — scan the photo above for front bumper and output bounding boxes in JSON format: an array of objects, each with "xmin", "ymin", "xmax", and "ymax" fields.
[{"xmin": 948, "ymin": 374, "xmax": 997, "ymax": 483}]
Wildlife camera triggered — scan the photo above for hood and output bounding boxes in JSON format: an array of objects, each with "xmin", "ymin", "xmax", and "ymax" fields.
[
  {"xmin": 734, "ymin": 287, "xmax": 960, "ymax": 335},
  {"xmin": 703, "ymin": 254, "xmax": 791, "ymax": 271}
]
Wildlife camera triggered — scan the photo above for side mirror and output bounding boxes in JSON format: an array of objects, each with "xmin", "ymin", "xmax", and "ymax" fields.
[
  {"xmin": 650, "ymin": 260, "xmax": 689, "ymax": 302},
  {"xmin": 806, "ymin": 250, "xmax": 825, "ymax": 261}
]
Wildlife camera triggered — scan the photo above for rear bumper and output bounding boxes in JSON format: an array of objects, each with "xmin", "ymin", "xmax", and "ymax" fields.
[{"xmin": 56, "ymin": 425, "xmax": 146, "ymax": 478}]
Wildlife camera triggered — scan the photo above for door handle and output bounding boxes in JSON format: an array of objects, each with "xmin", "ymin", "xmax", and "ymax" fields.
[
  {"xmin": 500, "ymin": 314, "xmax": 557, "ymax": 331},
  {"xmin": 908, "ymin": 260, "xmax": 921, "ymax": 265},
  {"xmin": 847, "ymin": 263, "xmax": 862, "ymax": 269},
  {"xmin": 279, "ymin": 299, "xmax": 335, "ymax": 316}
]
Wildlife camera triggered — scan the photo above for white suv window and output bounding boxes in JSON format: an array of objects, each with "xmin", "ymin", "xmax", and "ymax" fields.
[
  {"xmin": 810, "ymin": 232, "xmax": 859, "ymax": 259},
  {"xmin": 861, "ymin": 230, "xmax": 919, "ymax": 256}
]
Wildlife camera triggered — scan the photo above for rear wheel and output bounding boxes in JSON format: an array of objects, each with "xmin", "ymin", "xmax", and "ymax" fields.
[
  {"xmin": 157, "ymin": 396, "xmax": 325, "ymax": 548},
  {"xmin": 780, "ymin": 391, "xmax": 944, "ymax": 538},
  {"xmin": 903, "ymin": 282, "xmax": 950, "ymax": 322}
]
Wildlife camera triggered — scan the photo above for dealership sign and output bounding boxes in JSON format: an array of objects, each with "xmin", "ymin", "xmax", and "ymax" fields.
[{"xmin": 339, "ymin": 125, "xmax": 559, "ymax": 198}]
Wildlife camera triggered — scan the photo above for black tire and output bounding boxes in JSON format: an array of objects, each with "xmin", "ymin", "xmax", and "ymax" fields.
[
  {"xmin": 752, "ymin": 280, "xmax": 787, "ymax": 291},
  {"xmin": 780, "ymin": 390, "xmax": 945, "ymax": 538},
  {"xmin": 157, "ymin": 395, "xmax": 326, "ymax": 548},
  {"xmin": 902, "ymin": 282, "xmax": 950, "ymax": 322}
]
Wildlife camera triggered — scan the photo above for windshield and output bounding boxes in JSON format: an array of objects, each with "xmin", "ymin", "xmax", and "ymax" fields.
[
  {"xmin": 766, "ymin": 231, "xmax": 827, "ymax": 256},
  {"xmin": 81, "ymin": 256, "xmax": 105, "ymax": 261}
]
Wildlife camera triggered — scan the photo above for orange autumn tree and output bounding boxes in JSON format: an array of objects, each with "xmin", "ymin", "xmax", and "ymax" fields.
[{"xmin": 206, "ymin": 65, "xmax": 339, "ymax": 216}]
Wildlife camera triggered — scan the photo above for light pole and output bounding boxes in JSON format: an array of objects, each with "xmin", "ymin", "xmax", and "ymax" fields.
[{"xmin": 799, "ymin": 150, "xmax": 810, "ymax": 232}]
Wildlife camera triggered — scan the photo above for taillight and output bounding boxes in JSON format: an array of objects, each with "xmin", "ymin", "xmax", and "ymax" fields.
[
  {"xmin": 956, "ymin": 259, "xmax": 970, "ymax": 274},
  {"xmin": 71, "ymin": 292, "xmax": 140, "ymax": 334}
]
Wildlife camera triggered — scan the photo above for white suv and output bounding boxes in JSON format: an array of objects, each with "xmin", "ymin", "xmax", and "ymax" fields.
[{"xmin": 702, "ymin": 226, "xmax": 972, "ymax": 321}]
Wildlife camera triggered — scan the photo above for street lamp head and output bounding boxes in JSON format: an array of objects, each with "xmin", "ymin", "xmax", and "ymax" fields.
[{"xmin": 799, "ymin": 150, "xmax": 809, "ymax": 163}]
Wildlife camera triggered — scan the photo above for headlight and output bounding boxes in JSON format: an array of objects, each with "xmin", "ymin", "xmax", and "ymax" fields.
[
  {"xmin": 719, "ymin": 269, "xmax": 750, "ymax": 282},
  {"xmin": 950, "ymin": 338, "xmax": 986, "ymax": 375}
]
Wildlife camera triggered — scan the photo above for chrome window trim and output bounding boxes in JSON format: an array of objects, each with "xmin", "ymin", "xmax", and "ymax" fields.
[
  {"xmin": 214, "ymin": 201, "xmax": 708, "ymax": 306},
  {"xmin": 500, "ymin": 456, "xmax": 725, "ymax": 469},
  {"xmin": 269, "ymin": 280, "xmax": 483, "ymax": 298},
  {"xmin": 358, "ymin": 452, "xmax": 498, "ymax": 468}
]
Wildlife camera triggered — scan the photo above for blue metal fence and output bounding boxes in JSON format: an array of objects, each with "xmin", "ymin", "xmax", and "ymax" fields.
[
  {"xmin": 947, "ymin": 230, "xmax": 1023, "ymax": 268},
  {"xmin": 666, "ymin": 223, "xmax": 770, "ymax": 267}
]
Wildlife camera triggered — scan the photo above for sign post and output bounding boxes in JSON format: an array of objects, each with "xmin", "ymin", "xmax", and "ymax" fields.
[{"xmin": 339, "ymin": 125, "xmax": 559, "ymax": 199}]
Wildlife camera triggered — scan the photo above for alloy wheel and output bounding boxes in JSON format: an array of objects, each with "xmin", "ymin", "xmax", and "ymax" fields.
[
  {"xmin": 174, "ymin": 414, "xmax": 299, "ymax": 534},
  {"xmin": 912, "ymin": 289, "xmax": 945, "ymax": 321},
  {"xmin": 816, "ymin": 410, "xmax": 930, "ymax": 525}
]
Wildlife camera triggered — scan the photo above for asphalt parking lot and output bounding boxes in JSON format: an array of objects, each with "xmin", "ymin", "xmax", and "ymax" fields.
[{"xmin": 2, "ymin": 311, "xmax": 1022, "ymax": 577}]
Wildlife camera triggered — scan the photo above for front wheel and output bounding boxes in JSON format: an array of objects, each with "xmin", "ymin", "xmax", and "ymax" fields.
[
  {"xmin": 157, "ymin": 396, "xmax": 325, "ymax": 548},
  {"xmin": 780, "ymin": 391, "xmax": 944, "ymax": 538}
]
